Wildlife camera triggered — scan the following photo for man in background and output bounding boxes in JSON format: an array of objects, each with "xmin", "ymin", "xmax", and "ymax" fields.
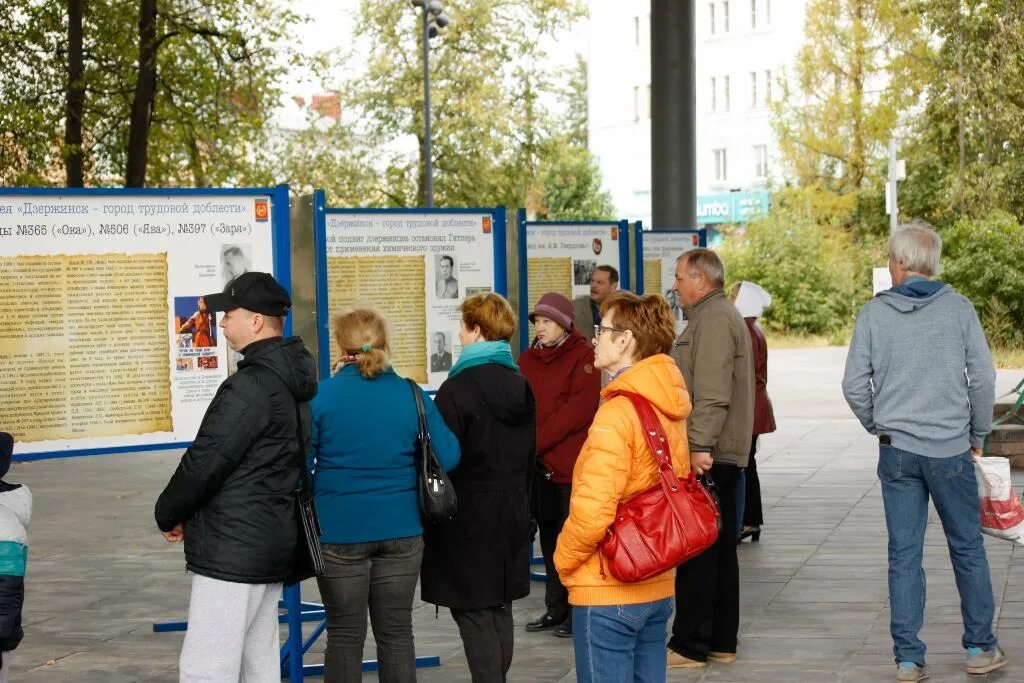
[
  {"xmin": 573, "ymin": 265, "xmax": 619, "ymax": 343},
  {"xmin": 667, "ymin": 248, "xmax": 753, "ymax": 669},
  {"xmin": 842, "ymin": 222, "xmax": 1005, "ymax": 682},
  {"xmin": 155, "ymin": 272, "xmax": 317, "ymax": 682}
]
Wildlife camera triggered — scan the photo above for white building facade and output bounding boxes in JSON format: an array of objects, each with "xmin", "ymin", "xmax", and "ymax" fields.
[{"xmin": 587, "ymin": 0, "xmax": 810, "ymax": 229}]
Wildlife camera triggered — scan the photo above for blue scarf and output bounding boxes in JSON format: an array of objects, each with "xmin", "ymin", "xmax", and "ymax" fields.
[{"xmin": 448, "ymin": 340, "xmax": 519, "ymax": 378}]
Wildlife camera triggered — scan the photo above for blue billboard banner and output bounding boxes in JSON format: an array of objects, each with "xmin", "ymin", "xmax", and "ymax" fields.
[{"xmin": 696, "ymin": 190, "xmax": 770, "ymax": 225}]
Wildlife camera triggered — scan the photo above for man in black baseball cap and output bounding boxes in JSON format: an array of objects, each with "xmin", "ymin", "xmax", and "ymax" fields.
[
  {"xmin": 203, "ymin": 272, "xmax": 291, "ymax": 353},
  {"xmin": 204, "ymin": 271, "xmax": 291, "ymax": 317},
  {"xmin": 155, "ymin": 270, "xmax": 317, "ymax": 680}
]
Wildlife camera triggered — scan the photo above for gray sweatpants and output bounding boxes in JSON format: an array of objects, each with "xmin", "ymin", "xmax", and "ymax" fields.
[{"xmin": 179, "ymin": 574, "xmax": 282, "ymax": 683}]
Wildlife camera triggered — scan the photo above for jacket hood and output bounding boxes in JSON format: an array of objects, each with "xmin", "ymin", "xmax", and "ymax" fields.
[
  {"xmin": 240, "ymin": 336, "xmax": 318, "ymax": 402},
  {"xmin": 527, "ymin": 329, "xmax": 590, "ymax": 365},
  {"xmin": 876, "ymin": 280, "xmax": 951, "ymax": 313},
  {"xmin": 602, "ymin": 354, "xmax": 690, "ymax": 421},
  {"xmin": 465, "ymin": 364, "xmax": 535, "ymax": 426}
]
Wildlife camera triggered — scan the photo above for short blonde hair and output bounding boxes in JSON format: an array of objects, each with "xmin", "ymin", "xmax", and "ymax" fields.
[
  {"xmin": 461, "ymin": 293, "xmax": 517, "ymax": 342},
  {"xmin": 333, "ymin": 307, "xmax": 390, "ymax": 378},
  {"xmin": 600, "ymin": 292, "xmax": 676, "ymax": 360}
]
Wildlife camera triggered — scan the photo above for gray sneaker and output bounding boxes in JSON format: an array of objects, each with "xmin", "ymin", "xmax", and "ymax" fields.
[
  {"xmin": 896, "ymin": 662, "xmax": 928, "ymax": 681},
  {"xmin": 966, "ymin": 646, "xmax": 1008, "ymax": 675}
]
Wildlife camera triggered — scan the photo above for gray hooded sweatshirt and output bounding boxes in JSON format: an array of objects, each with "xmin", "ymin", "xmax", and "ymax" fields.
[{"xmin": 842, "ymin": 279, "xmax": 995, "ymax": 457}]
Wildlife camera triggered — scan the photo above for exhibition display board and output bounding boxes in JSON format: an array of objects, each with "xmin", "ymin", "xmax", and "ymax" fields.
[
  {"xmin": 634, "ymin": 226, "xmax": 707, "ymax": 333},
  {"xmin": 0, "ymin": 186, "xmax": 292, "ymax": 459},
  {"xmin": 313, "ymin": 192, "xmax": 506, "ymax": 390},
  {"xmin": 517, "ymin": 210, "xmax": 630, "ymax": 351}
]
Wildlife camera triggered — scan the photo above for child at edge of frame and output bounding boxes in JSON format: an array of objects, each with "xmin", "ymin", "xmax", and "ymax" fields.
[{"xmin": 0, "ymin": 433, "xmax": 31, "ymax": 683}]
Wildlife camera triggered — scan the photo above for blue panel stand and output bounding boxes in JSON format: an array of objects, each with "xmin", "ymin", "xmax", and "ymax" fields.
[{"xmin": 156, "ymin": 582, "xmax": 441, "ymax": 681}]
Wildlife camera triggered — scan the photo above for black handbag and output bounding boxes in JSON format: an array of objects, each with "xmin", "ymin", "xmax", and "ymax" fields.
[
  {"xmin": 286, "ymin": 395, "xmax": 324, "ymax": 585},
  {"xmin": 407, "ymin": 379, "xmax": 458, "ymax": 524}
]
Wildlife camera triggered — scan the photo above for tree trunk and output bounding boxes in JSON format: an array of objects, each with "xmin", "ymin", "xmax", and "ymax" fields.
[
  {"xmin": 849, "ymin": 0, "xmax": 866, "ymax": 192},
  {"xmin": 64, "ymin": 0, "xmax": 85, "ymax": 187},
  {"xmin": 126, "ymin": 0, "xmax": 158, "ymax": 187}
]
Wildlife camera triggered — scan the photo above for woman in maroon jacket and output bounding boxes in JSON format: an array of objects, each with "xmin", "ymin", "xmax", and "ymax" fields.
[
  {"xmin": 732, "ymin": 282, "xmax": 777, "ymax": 542},
  {"xmin": 518, "ymin": 292, "xmax": 601, "ymax": 638}
]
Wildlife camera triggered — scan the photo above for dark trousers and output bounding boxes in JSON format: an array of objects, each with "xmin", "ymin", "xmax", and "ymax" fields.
[
  {"xmin": 450, "ymin": 603, "xmax": 514, "ymax": 682},
  {"xmin": 669, "ymin": 462, "xmax": 741, "ymax": 661},
  {"xmin": 533, "ymin": 474, "xmax": 571, "ymax": 620},
  {"xmin": 744, "ymin": 439, "xmax": 763, "ymax": 527},
  {"xmin": 317, "ymin": 536, "xmax": 424, "ymax": 683}
]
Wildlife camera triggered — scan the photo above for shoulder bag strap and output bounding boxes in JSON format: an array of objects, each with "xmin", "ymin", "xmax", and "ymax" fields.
[
  {"xmin": 406, "ymin": 378, "xmax": 431, "ymax": 453},
  {"xmin": 609, "ymin": 391, "xmax": 681, "ymax": 490}
]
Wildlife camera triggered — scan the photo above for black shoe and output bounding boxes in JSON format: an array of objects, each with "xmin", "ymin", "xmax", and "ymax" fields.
[
  {"xmin": 554, "ymin": 619, "xmax": 573, "ymax": 638},
  {"xmin": 525, "ymin": 612, "xmax": 566, "ymax": 632},
  {"xmin": 738, "ymin": 525, "xmax": 761, "ymax": 543}
]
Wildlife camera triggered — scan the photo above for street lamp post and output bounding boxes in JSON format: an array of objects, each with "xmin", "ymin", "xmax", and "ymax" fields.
[{"xmin": 411, "ymin": 0, "xmax": 450, "ymax": 208}]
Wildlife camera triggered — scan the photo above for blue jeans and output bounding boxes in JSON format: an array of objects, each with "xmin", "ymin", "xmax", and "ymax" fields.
[
  {"xmin": 878, "ymin": 446, "xmax": 997, "ymax": 666},
  {"xmin": 573, "ymin": 597, "xmax": 673, "ymax": 683}
]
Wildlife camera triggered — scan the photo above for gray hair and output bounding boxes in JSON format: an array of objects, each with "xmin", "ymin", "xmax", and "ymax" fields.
[
  {"xmin": 889, "ymin": 221, "xmax": 942, "ymax": 276},
  {"xmin": 676, "ymin": 248, "xmax": 725, "ymax": 288}
]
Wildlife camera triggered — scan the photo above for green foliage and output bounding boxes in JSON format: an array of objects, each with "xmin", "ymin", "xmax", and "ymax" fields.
[
  {"xmin": 0, "ymin": 0, "xmax": 305, "ymax": 187},
  {"xmin": 901, "ymin": 0, "xmax": 1024, "ymax": 227},
  {"xmin": 940, "ymin": 212, "xmax": 1024, "ymax": 347},
  {"xmin": 721, "ymin": 201, "xmax": 885, "ymax": 335},
  {"xmin": 773, "ymin": 0, "xmax": 928, "ymax": 234},
  {"xmin": 534, "ymin": 137, "xmax": 615, "ymax": 220},
  {"xmin": 327, "ymin": 0, "xmax": 610, "ymax": 214}
]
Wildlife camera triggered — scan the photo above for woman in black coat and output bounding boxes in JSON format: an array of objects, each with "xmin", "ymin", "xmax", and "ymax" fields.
[{"xmin": 421, "ymin": 293, "xmax": 536, "ymax": 682}]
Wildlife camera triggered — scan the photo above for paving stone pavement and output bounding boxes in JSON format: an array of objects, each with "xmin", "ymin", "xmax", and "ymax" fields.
[{"xmin": 10, "ymin": 348, "xmax": 1023, "ymax": 682}]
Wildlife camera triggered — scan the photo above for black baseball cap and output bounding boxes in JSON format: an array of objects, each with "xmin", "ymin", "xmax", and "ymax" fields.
[{"xmin": 205, "ymin": 272, "xmax": 291, "ymax": 316}]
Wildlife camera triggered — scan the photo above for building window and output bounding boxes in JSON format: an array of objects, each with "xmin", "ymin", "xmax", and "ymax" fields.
[
  {"xmin": 633, "ymin": 86, "xmax": 640, "ymax": 122},
  {"xmin": 634, "ymin": 16, "xmax": 641, "ymax": 46},
  {"xmin": 754, "ymin": 145, "xmax": 768, "ymax": 178},
  {"xmin": 723, "ymin": 75, "xmax": 730, "ymax": 111},
  {"xmin": 764, "ymin": 69, "xmax": 772, "ymax": 105},
  {"xmin": 766, "ymin": 0, "xmax": 771, "ymax": 25},
  {"xmin": 750, "ymin": 71, "xmax": 758, "ymax": 108},
  {"xmin": 710, "ymin": 76, "xmax": 717, "ymax": 111},
  {"xmin": 713, "ymin": 148, "xmax": 728, "ymax": 182},
  {"xmin": 722, "ymin": 1, "xmax": 730, "ymax": 32},
  {"xmin": 751, "ymin": 0, "xmax": 757, "ymax": 28},
  {"xmin": 709, "ymin": 3, "xmax": 716, "ymax": 34}
]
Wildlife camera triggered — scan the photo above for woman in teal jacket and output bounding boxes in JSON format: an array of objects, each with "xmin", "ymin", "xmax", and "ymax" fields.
[{"xmin": 309, "ymin": 307, "xmax": 460, "ymax": 683}]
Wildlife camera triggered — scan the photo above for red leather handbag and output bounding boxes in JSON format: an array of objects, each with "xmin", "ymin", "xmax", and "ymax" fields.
[{"xmin": 598, "ymin": 391, "xmax": 721, "ymax": 583}]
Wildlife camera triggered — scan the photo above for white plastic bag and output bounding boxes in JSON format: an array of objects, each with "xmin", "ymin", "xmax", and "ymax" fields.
[{"xmin": 974, "ymin": 456, "xmax": 1024, "ymax": 544}]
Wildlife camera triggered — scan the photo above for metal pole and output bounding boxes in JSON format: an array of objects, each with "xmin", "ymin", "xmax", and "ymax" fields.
[
  {"xmin": 651, "ymin": 0, "xmax": 696, "ymax": 229},
  {"xmin": 422, "ymin": 11, "xmax": 434, "ymax": 208},
  {"xmin": 888, "ymin": 138, "xmax": 898, "ymax": 232}
]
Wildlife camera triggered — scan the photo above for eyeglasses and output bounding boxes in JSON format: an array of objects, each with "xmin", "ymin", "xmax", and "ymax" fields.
[{"xmin": 593, "ymin": 324, "xmax": 627, "ymax": 339}]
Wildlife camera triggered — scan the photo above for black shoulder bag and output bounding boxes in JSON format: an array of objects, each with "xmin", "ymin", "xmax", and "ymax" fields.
[{"xmin": 406, "ymin": 379, "xmax": 458, "ymax": 524}]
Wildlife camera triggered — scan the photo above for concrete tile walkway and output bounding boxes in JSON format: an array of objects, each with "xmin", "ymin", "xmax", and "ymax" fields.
[{"xmin": 10, "ymin": 348, "xmax": 1023, "ymax": 681}]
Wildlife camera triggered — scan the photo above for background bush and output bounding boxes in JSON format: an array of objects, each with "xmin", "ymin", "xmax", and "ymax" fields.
[
  {"xmin": 940, "ymin": 212, "xmax": 1024, "ymax": 348},
  {"xmin": 721, "ymin": 209, "xmax": 884, "ymax": 337}
]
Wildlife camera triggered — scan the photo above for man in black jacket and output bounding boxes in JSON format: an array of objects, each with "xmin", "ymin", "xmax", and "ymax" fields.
[{"xmin": 155, "ymin": 272, "xmax": 317, "ymax": 682}]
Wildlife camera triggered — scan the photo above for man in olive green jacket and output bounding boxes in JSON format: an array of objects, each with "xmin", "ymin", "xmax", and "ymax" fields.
[{"xmin": 667, "ymin": 248, "xmax": 754, "ymax": 669}]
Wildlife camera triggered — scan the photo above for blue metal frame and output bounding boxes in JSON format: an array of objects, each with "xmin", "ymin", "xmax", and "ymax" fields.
[
  {"xmin": 633, "ymin": 225, "xmax": 708, "ymax": 295},
  {"xmin": 312, "ymin": 204, "xmax": 507, "ymax": 381},
  {"xmin": 312, "ymin": 190, "xmax": 330, "ymax": 380},
  {"xmin": 516, "ymin": 214, "xmax": 630, "ymax": 352},
  {"xmin": 0, "ymin": 185, "xmax": 292, "ymax": 461}
]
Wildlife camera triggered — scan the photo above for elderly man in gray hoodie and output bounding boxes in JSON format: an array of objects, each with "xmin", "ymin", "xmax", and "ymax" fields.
[{"xmin": 842, "ymin": 222, "xmax": 1005, "ymax": 682}]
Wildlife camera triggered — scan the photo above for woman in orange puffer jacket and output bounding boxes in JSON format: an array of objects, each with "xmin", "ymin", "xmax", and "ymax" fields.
[{"xmin": 554, "ymin": 292, "xmax": 692, "ymax": 683}]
